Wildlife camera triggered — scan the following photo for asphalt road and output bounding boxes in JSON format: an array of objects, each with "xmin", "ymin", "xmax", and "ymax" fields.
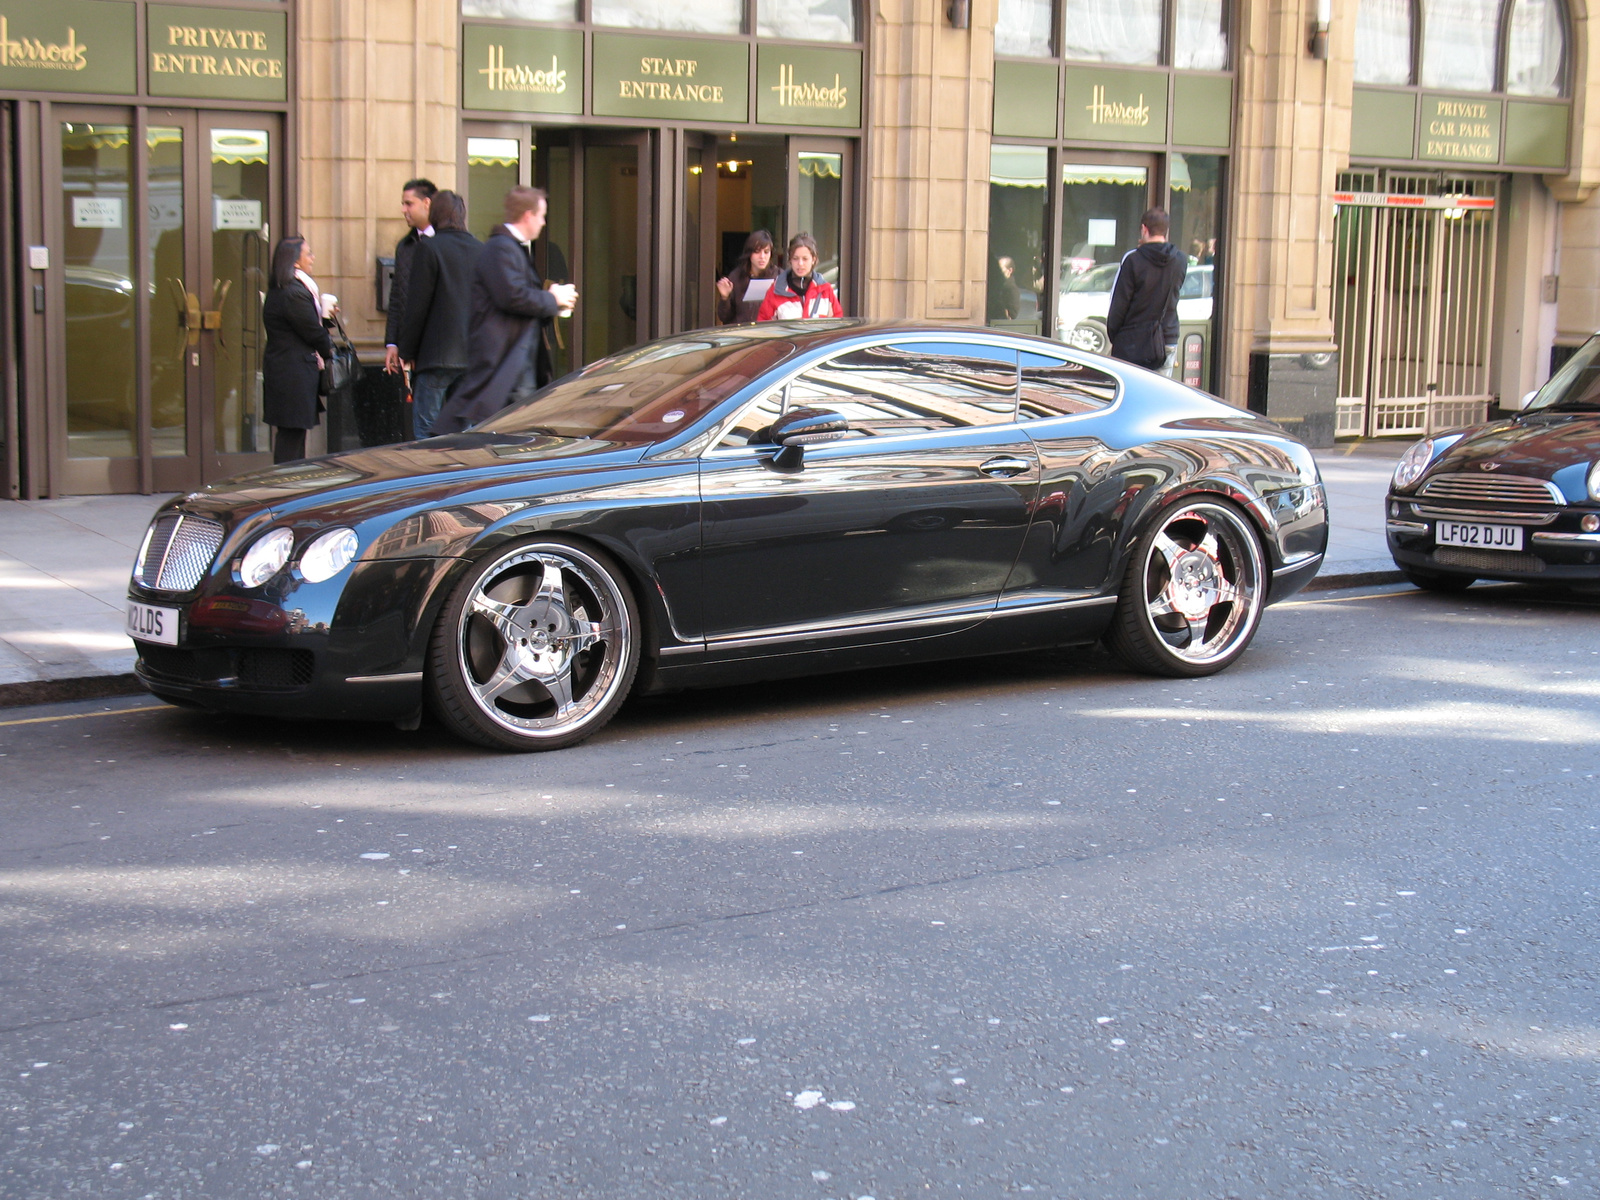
[{"xmin": 2, "ymin": 583, "xmax": 1597, "ymax": 1200}]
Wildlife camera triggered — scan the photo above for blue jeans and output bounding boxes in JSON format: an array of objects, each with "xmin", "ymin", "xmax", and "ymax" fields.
[{"xmin": 412, "ymin": 367, "xmax": 463, "ymax": 439}]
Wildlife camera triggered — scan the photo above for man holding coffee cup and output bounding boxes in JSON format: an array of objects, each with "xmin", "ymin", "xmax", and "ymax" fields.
[{"xmin": 434, "ymin": 186, "xmax": 577, "ymax": 434}]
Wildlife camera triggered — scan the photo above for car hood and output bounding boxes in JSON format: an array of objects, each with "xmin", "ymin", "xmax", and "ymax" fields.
[
  {"xmin": 1432, "ymin": 413, "xmax": 1600, "ymax": 484},
  {"xmin": 172, "ymin": 432, "xmax": 651, "ymax": 524}
]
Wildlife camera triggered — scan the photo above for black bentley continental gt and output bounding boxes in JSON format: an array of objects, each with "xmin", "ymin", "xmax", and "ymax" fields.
[
  {"xmin": 126, "ymin": 321, "xmax": 1328, "ymax": 750},
  {"xmin": 1387, "ymin": 333, "xmax": 1600, "ymax": 592}
]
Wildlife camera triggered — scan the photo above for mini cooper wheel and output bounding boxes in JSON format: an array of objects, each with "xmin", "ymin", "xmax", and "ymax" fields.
[
  {"xmin": 428, "ymin": 537, "xmax": 640, "ymax": 751},
  {"xmin": 1107, "ymin": 498, "xmax": 1267, "ymax": 677}
]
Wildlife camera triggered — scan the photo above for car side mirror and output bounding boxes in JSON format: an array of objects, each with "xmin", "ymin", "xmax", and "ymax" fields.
[{"xmin": 765, "ymin": 407, "xmax": 848, "ymax": 467}]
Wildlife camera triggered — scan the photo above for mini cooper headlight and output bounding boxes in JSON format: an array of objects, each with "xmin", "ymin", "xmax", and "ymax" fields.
[
  {"xmin": 1392, "ymin": 438, "xmax": 1435, "ymax": 491},
  {"xmin": 1589, "ymin": 460, "xmax": 1600, "ymax": 502},
  {"xmin": 298, "ymin": 527, "xmax": 359, "ymax": 583},
  {"xmin": 238, "ymin": 527, "xmax": 295, "ymax": 587}
]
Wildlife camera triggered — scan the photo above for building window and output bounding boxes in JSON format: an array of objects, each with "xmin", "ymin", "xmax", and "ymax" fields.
[
  {"xmin": 1420, "ymin": 0, "xmax": 1499, "ymax": 91},
  {"xmin": 758, "ymin": 0, "xmax": 857, "ymax": 41},
  {"xmin": 1173, "ymin": 0, "xmax": 1227, "ymax": 70},
  {"xmin": 1506, "ymin": 0, "xmax": 1565, "ymax": 96},
  {"xmin": 1355, "ymin": 0, "xmax": 1568, "ymax": 96},
  {"xmin": 589, "ymin": 0, "xmax": 743, "ymax": 33},
  {"xmin": 1001, "ymin": 0, "xmax": 1226, "ymax": 67},
  {"xmin": 1058, "ymin": 0, "xmax": 1163, "ymax": 65},
  {"xmin": 463, "ymin": 0, "xmax": 581, "ymax": 20},
  {"xmin": 1354, "ymin": 0, "xmax": 1412, "ymax": 84},
  {"xmin": 995, "ymin": 0, "xmax": 1054, "ymax": 56},
  {"xmin": 987, "ymin": 145, "xmax": 1048, "ymax": 331}
]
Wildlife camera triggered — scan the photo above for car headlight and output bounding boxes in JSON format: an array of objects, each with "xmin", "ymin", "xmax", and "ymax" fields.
[
  {"xmin": 1589, "ymin": 461, "xmax": 1600, "ymax": 502},
  {"xmin": 238, "ymin": 528, "xmax": 295, "ymax": 587},
  {"xmin": 1392, "ymin": 438, "xmax": 1435, "ymax": 491},
  {"xmin": 298, "ymin": 527, "xmax": 360, "ymax": 583}
]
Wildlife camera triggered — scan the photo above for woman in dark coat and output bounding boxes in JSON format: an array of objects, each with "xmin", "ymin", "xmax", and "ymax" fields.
[
  {"xmin": 714, "ymin": 230, "xmax": 779, "ymax": 325},
  {"xmin": 262, "ymin": 236, "xmax": 334, "ymax": 463}
]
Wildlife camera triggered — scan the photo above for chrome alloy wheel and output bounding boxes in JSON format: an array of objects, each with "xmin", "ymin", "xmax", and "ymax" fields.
[
  {"xmin": 439, "ymin": 540, "xmax": 637, "ymax": 748},
  {"xmin": 1109, "ymin": 499, "xmax": 1266, "ymax": 676}
]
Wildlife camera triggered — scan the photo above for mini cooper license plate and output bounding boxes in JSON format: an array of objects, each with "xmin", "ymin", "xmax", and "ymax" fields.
[
  {"xmin": 126, "ymin": 600, "xmax": 180, "ymax": 646},
  {"xmin": 1435, "ymin": 520, "xmax": 1523, "ymax": 551}
]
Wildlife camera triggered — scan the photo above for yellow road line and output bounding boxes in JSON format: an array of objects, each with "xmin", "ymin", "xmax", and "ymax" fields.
[
  {"xmin": 0, "ymin": 703, "xmax": 170, "ymax": 729},
  {"xmin": 1282, "ymin": 588, "xmax": 1415, "ymax": 607}
]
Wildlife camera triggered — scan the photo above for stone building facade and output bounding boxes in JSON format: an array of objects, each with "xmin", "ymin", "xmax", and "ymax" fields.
[{"xmin": 0, "ymin": 0, "xmax": 1592, "ymax": 496}]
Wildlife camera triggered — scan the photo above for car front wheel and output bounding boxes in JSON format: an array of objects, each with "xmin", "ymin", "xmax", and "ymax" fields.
[
  {"xmin": 1106, "ymin": 498, "xmax": 1267, "ymax": 677},
  {"xmin": 428, "ymin": 537, "xmax": 640, "ymax": 751}
]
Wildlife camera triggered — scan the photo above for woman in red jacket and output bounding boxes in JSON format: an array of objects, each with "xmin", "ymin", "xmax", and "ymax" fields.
[{"xmin": 755, "ymin": 232, "xmax": 843, "ymax": 321}]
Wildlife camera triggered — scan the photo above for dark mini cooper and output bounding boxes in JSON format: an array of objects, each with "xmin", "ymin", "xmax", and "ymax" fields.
[
  {"xmin": 1387, "ymin": 333, "xmax": 1600, "ymax": 592},
  {"xmin": 126, "ymin": 321, "xmax": 1328, "ymax": 751}
]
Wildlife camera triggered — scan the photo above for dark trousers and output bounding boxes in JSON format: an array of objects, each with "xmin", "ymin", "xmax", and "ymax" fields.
[{"xmin": 273, "ymin": 426, "xmax": 308, "ymax": 464}]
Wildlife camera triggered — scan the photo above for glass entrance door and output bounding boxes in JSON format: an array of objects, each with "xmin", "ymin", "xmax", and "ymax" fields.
[
  {"xmin": 55, "ymin": 108, "xmax": 278, "ymax": 495},
  {"xmin": 1054, "ymin": 157, "xmax": 1155, "ymax": 353},
  {"xmin": 534, "ymin": 129, "xmax": 652, "ymax": 370},
  {"xmin": 788, "ymin": 138, "xmax": 852, "ymax": 313}
]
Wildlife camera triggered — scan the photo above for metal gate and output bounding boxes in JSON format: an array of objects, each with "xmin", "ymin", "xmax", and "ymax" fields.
[{"xmin": 1332, "ymin": 171, "xmax": 1501, "ymax": 438}]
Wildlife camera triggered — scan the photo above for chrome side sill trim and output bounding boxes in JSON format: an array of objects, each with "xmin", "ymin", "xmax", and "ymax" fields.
[
  {"xmin": 1532, "ymin": 531, "xmax": 1600, "ymax": 545},
  {"xmin": 991, "ymin": 593, "xmax": 1118, "ymax": 615},
  {"xmin": 1386, "ymin": 520, "xmax": 1429, "ymax": 534},
  {"xmin": 346, "ymin": 672, "xmax": 424, "ymax": 684},
  {"xmin": 1273, "ymin": 552, "xmax": 1325, "ymax": 576},
  {"xmin": 656, "ymin": 644, "xmax": 702, "ymax": 657},
  {"xmin": 707, "ymin": 607, "xmax": 987, "ymax": 652}
]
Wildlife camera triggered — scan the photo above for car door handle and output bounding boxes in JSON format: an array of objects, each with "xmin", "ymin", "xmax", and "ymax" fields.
[{"xmin": 978, "ymin": 456, "xmax": 1032, "ymax": 478}]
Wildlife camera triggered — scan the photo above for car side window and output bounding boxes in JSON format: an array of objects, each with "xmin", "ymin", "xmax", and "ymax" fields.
[
  {"xmin": 716, "ymin": 340, "xmax": 1023, "ymax": 448},
  {"xmin": 1018, "ymin": 350, "xmax": 1118, "ymax": 419},
  {"xmin": 716, "ymin": 388, "xmax": 788, "ymax": 448},
  {"xmin": 798, "ymin": 340, "xmax": 1020, "ymax": 436}
]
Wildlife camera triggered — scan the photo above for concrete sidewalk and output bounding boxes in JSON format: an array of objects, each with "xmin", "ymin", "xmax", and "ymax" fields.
[{"xmin": 0, "ymin": 443, "xmax": 1405, "ymax": 703}]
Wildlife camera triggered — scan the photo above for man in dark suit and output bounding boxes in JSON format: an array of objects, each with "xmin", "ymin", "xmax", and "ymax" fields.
[
  {"xmin": 383, "ymin": 177, "xmax": 436, "ymax": 377},
  {"xmin": 395, "ymin": 190, "xmax": 482, "ymax": 438},
  {"xmin": 434, "ymin": 186, "xmax": 577, "ymax": 434}
]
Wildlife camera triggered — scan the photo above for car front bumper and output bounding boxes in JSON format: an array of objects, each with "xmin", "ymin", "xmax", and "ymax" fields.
[{"xmin": 1386, "ymin": 495, "xmax": 1600, "ymax": 583}]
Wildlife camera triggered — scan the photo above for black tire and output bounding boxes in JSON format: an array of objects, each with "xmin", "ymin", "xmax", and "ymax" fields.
[
  {"xmin": 1106, "ymin": 497, "xmax": 1268, "ymax": 678},
  {"xmin": 1400, "ymin": 567, "xmax": 1475, "ymax": 593},
  {"xmin": 427, "ymin": 536, "xmax": 641, "ymax": 751}
]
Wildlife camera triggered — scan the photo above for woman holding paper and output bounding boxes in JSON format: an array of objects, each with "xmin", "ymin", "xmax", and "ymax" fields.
[
  {"xmin": 755, "ymin": 232, "xmax": 843, "ymax": 321},
  {"xmin": 714, "ymin": 230, "xmax": 780, "ymax": 325}
]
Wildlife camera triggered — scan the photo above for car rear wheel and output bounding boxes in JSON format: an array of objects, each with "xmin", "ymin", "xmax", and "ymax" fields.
[
  {"xmin": 1400, "ymin": 567, "xmax": 1475, "ymax": 593},
  {"xmin": 1106, "ymin": 498, "xmax": 1267, "ymax": 677},
  {"xmin": 428, "ymin": 537, "xmax": 640, "ymax": 751}
]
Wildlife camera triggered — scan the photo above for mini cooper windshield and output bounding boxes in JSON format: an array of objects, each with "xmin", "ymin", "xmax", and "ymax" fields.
[
  {"xmin": 476, "ymin": 325, "xmax": 808, "ymax": 445},
  {"xmin": 1526, "ymin": 336, "xmax": 1600, "ymax": 414}
]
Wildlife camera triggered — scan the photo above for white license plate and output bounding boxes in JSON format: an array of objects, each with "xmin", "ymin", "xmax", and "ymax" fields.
[
  {"xmin": 126, "ymin": 600, "xmax": 180, "ymax": 646},
  {"xmin": 1435, "ymin": 520, "xmax": 1523, "ymax": 551}
]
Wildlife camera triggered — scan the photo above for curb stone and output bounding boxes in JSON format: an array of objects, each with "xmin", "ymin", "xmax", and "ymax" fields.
[{"xmin": 0, "ymin": 673, "xmax": 148, "ymax": 710}]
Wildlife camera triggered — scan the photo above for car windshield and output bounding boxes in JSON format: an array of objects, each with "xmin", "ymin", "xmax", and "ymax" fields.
[
  {"xmin": 475, "ymin": 327, "xmax": 801, "ymax": 444},
  {"xmin": 1525, "ymin": 336, "xmax": 1600, "ymax": 413}
]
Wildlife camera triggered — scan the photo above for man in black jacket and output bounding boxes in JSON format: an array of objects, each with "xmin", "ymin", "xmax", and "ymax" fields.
[
  {"xmin": 383, "ymin": 177, "xmax": 436, "ymax": 377},
  {"xmin": 395, "ymin": 191, "xmax": 482, "ymax": 438},
  {"xmin": 434, "ymin": 186, "xmax": 577, "ymax": 434},
  {"xmin": 1104, "ymin": 207, "xmax": 1188, "ymax": 374}
]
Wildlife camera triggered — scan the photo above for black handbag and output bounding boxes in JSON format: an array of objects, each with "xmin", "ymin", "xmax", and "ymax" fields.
[{"xmin": 320, "ymin": 312, "xmax": 360, "ymax": 396}]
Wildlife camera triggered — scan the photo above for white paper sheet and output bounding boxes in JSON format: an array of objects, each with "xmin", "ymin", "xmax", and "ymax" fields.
[{"xmin": 743, "ymin": 278, "xmax": 774, "ymax": 303}]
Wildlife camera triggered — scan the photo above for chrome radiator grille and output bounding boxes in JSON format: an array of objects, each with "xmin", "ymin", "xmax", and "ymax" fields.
[
  {"xmin": 1417, "ymin": 473, "xmax": 1562, "ymax": 506},
  {"xmin": 133, "ymin": 514, "xmax": 224, "ymax": 592}
]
